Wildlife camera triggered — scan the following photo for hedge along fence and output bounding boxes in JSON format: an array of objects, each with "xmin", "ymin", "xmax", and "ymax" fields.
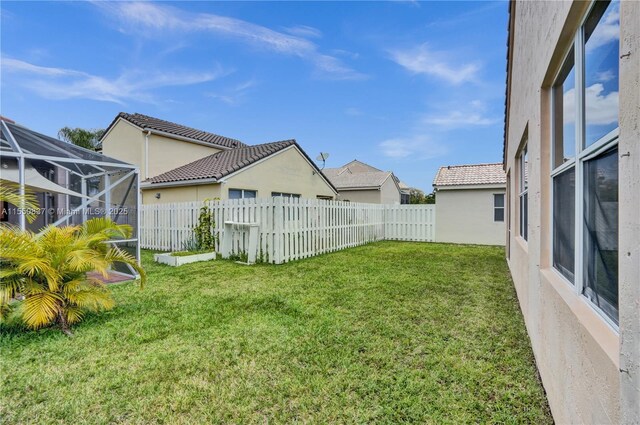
[{"xmin": 140, "ymin": 198, "xmax": 435, "ymax": 264}]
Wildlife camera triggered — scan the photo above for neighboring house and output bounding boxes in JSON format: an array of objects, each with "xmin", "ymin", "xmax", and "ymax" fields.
[
  {"xmin": 101, "ymin": 112, "xmax": 245, "ymax": 181},
  {"xmin": 432, "ymin": 163, "xmax": 506, "ymax": 246},
  {"xmin": 397, "ymin": 180, "xmax": 423, "ymax": 204},
  {"xmin": 504, "ymin": 1, "xmax": 639, "ymax": 424},
  {"xmin": 141, "ymin": 140, "xmax": 337, "ymax": 203},
  {"xmin": 100, "ymin": 113, "xmax": 336, "ymax": 204},
  {"xmin": 323, "ymin": 160, "xmax": 401, "ymax": 204}
]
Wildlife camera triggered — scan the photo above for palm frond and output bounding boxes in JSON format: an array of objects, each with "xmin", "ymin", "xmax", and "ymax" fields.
[
  {"xmin": 22, "ymin": 292, "xmax": 62, "ymax": 329},
  {"xmin": 0, "ymin": 227, "xmax": 43, "ymax": 260},
  {"xmin": 67, "ymin": 286, "xmax": 114, "ymax": 312},
  {"xmin": 0, "ymin": 274, "xmax": 23, "ymax": 304},
  {"xmin": 64, "ymin": 305, "xmax": 85, "ymax": 325},
  {"xmin": 16, "ymin": 259, "xmax": 61, "ymax": 292},
  {"xmin": 105, "ymin": 245, "xmax": 147, "ymax": 288},
  {"xmin": 81, "ymin": 217, "xmax": 132, "ymax": 240},
  {"xmin": 65, "ymin": 248, "xmax": 109, "ymax": 275},
  {"xmin": 0, "ymin": 180, "xmax": 39, "ymax": 223}
]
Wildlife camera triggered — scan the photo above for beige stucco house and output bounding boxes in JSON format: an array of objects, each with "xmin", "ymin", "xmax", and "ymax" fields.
[
  {"xmin": 323, "ymin": 160, "xmax": 401, "ymax": 204},
  {"xmin": 432, "ymin": 163, "xmax": 506, "ymax": 246},
  {"xmin": 504, "ymin": 0, "xmax": 639, "ymax": 423},
  {"xmin": 100, "ymin": 113, "xmax": 337, "ymax": 203}
]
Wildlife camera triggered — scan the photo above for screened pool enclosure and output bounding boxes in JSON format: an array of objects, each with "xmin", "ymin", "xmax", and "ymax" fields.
[{"xmin": 0, "ymin": 119, "xmax": 141, "ymax": 279}]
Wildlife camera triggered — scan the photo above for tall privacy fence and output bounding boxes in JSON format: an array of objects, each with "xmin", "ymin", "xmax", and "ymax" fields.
[{"xmin": 140, "ymin": 198, "xmax": 435, "ymax": 264}]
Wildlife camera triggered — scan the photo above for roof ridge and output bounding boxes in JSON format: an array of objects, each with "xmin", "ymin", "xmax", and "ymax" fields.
[
  {"xmin": 238, "ymin": 139, "xmax": 296, "ymax": 150},
  {"xmin": 109, "ymin": 112, "xmax": 246, "ymax": 149},
  {"xmin": 145, "ymin": 139, "xmax": 299, "ymax": 184},
  {"xmin": 440, "ymin": 162, "xmax": 504, "ymax": 168},
  {"xmin": 341, "ymin": 159, "xmax": 384, "ymax": 172}
]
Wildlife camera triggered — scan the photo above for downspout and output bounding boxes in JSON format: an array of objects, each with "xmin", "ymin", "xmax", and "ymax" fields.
[{"xmin": 144, "ymin": 130, "xmax": 151, "ymax": 180}]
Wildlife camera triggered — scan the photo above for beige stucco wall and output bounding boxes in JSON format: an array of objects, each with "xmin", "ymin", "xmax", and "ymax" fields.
[
  {"xmin": 435, "ymin": 187, "xmax": 505, "ymax": 246},
  {"xmin": 337, "ymin": 189, "xmax": 380, "ymax": 203},
  {"xmin": 101, "ymin": 119, "xmax": 221, "ymax": 180},
  {"xmin": 618, "ymin": 2, "xmax": 640, "ymax": 422},
  {"xmin": 505, "ymin": 1, "xmax": 639, "ymax": 423},
  {"xmin": 337, "ymin": 176, "xmax": 400, "ymax": 204},
  {"xmin": 140, "ymin": 146, "xmax": 336, "ymax": 204},
  {"xmin": 146, "ymin": 133, "xmax": 220, "ymax": 180},
  {"xmin": 217, "ymin": 146, "xmax": 335, "ymax": 200},
  {"xmin": 379, "ymin": 176, "xmax": 401, "ymax": 204},
  {"xmin": 141, "ymin": 184, "xmax": 221, "ymax": 205},
  {"xmin": 101, "ymin": 119, "xmax": 144, "ymax": 175}
]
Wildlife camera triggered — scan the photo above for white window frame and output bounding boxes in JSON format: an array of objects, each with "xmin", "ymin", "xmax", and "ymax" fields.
[
  {"xmin": 550, "ymin": 0, "xmax": 619, "ymax": 329},
  {"xmin": 271, "ymin": 192, "xmax": 301, "ymax": 198},
  {"xmin": 518, "ymin": 144, "xmax": 528, "ymax": 241},
  {"xmin": 493, "ymin": 193, "xmax": 505, "ymax": 223},
  {"xmin": 228, "ymin": 188, "xmax": 257, "ymax": 199}
]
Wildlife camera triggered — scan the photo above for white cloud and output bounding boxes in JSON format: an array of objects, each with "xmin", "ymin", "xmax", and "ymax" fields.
[
  {"xmin": 345, "ymin": 107, "xmax": 363, "ymax": 116},
  {"xmin": 423, "ymin": 111, "xmax": 497, "ymax": 127},
  {"xmin": 208, "ymin": 78, "xmax": 258, "ymax": 105},
  {"xmin": 422, "ymin": 101, "xmax": 497, "ymax": 128},
  {"xmin": 563, "ymin": 83, "xmax": 618, "ymax": 126},
  {"xmin": 283, "ymin": 25, "xmax": 322, "ymax": 39},
  {"xmin": 586, "ymin": 3, "xmax": 619, "ymax": 53},
  {"xmin": 379, "ymin": 136, "xmax": 447, "ymax": 160},
  {"xmin": 595, "ymin": 69, "xmax": 615, "ymax": 82},
  {"xmin": 97, "ymin": 2, "xmax": 364, "ymax": 80},
  {"xmin": 389, "ymin": 43, "xmax": 480, "ymax": 85},
  {"xmin": 1, "ymin": 57, "xmax": 85, "ymax": 77},
  {"xmin": 2, "ymin": 57, "xmax": 225, "ymax": 104}
]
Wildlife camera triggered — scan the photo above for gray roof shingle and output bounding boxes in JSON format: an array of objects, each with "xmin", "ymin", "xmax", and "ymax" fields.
[
  {"xmin": 106, "ymin": 112, "xmax": 246, "ymax": 149},
  {"xmin": 145, "ymin": 140, "xmax": 335, "ymax": 189},
  {"xmin": 323, "ymin": 167, "xmax": 392, "ymax": 189},
  {"xmin": 433, "ymin": 163, "xmax": 506, "ymax": 187}
]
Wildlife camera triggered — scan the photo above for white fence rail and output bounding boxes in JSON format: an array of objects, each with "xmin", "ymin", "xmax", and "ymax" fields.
[{"xmin": 140, "ymin": 198, "xmax": 435, "ymax": 264}]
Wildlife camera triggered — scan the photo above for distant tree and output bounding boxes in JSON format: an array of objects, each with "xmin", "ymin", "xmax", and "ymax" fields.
[
  {"xmin": 425, "ymin": 192, "xmax": 436, "ymax": 204},
  {"xmin": 58, "ymin": 127, "xmax": 105, "ymax": 150},
  {"xmin": 409, "ymin": 190, "xmax": 426, "ymax": 204}
]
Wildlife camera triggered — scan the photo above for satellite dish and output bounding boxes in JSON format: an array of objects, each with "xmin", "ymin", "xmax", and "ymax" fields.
[{"xmin": 316, "ymin": 152, "xmax": 330, "ymax": 169}]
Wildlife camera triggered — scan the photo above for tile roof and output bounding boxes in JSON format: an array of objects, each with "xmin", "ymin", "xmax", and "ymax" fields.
[
  {"xmin": 106, "ymin": 112, "xmax": 246, "ymax": 149},
  {"xmin": 323, "ymin": 167, "xmax": 393, "ymax": 189},
  {"xmin": 339, "ymin": 160, "xmax": 383, "ymax": 173},
  {"xmin": 433, "ymin": 163, "xmax": 506, "ymax": 187},
  {"xmin": 144, "ymin": 140, "xmax": 336, "ymax": 191}
]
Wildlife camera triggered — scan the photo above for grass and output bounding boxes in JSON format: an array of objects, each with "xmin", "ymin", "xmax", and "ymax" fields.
[{"xmin": 1, "ymin": 242, "xmax": 552, "ymax": 424}]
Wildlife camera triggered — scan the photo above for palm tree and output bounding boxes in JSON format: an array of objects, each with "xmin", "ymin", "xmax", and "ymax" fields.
[
  {"xmin": 0, "ymin": 217, "xmax": 146, "ymax": 335},
  {"xmin": 57, "ymin": 127, "xmax": 105, "ymax": 150}
]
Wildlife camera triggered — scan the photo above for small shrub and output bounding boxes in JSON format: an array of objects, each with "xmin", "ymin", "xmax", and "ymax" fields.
[
  {"xmin": 0, "ymin": 218, "xmax": 146, "ymax": 335},
  {"xmin": 193, "ymin": 203, "xmax": 217, "ymax": 251}
]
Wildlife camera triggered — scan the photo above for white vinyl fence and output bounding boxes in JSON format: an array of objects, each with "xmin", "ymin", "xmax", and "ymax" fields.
[{"xmin": 140, "ymin": 198, "xmax": 435, "ymax": 264}]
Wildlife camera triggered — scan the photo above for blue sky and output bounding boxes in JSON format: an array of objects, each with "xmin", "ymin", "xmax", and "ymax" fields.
[{"xmin": 1, "ymin": 1, "xmax": 508, "ymax": 191}]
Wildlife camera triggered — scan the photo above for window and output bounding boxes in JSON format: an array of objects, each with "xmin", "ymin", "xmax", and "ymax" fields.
[
  {"xmin": 552, "ymin": 167, "xmax": 575, "ymax": 282},
  {"xmin": 518, "ymin": 144, "xmax": 528, "ymax": 241},
  {"xmin": 551, "ymin": 0, "xmax": 619, "ymax": 325},
  {"xmin": 271, "ymin": 192, "xmax": 300, "ymax": 198},
  {"xmin": 228, "ymin": 189, "xmax": 257, "ymax": 199},
  {"xmin": 493, "ymin": 194, "xmax": 505, "ymax": 222},
  {"xmin": 506, "ymin": 171, "xmax": 511, "ymax": 259}
]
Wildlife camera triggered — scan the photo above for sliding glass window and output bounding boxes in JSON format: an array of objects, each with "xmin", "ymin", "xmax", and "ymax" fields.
[{"xmin": 550, "ymin": 0, "xmax": 619, "ymax": 325}]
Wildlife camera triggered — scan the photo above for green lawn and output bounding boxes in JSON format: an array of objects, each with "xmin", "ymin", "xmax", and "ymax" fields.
[{"xmin": 1, "ymin": 242, "xmax": 552, "ymax": 424}]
